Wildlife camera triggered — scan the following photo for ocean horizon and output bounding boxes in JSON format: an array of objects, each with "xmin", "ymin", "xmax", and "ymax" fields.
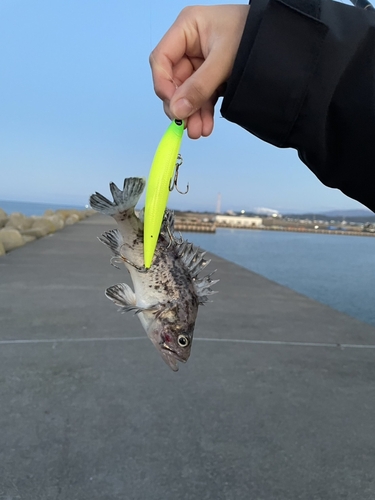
[{"xmin": 0, "ymin": 199, "xmax": 87, "ymax": 217}]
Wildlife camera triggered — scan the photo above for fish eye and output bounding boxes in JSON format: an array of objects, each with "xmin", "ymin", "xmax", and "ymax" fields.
[{"xmin": 177, "ymin": 335, "xmax": 189, "ymax": 347}]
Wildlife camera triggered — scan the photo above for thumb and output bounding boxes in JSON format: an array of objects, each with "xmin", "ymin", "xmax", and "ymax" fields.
[{"xmin": 169, "ymin": 51, "xmax": 228, "ymax": 120}]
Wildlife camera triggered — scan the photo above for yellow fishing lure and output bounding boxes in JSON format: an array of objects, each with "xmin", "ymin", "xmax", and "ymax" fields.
[{"xmin": 144, "ymin": 119, "xmax": 184, "ymax": 268}]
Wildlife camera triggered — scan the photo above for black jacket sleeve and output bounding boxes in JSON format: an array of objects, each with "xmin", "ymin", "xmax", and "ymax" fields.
[{"xmin": 221, "ymin": 0, "xmax": 375, "ymax": 213}]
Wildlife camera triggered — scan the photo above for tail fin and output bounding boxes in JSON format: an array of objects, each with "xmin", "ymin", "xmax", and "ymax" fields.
[{"xmin": 89, "ymin": 177, "xmax": 146, "ymax": 217}]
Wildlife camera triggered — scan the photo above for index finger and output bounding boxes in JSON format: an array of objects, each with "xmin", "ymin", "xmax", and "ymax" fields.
[
  {"xmin": 149, "ymin": 21, "xmax": 188, "ymax": 101},
  {"xmin": 149, "ymin": 52, "xmax": 176, "ymax": 102}
]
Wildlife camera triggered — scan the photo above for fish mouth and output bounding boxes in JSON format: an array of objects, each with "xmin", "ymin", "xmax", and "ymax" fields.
[
  {"xmin": 161, "ymin": 343, "xmax": 186, "ymax": 363},
  {"xmin": 160, "ymin": 343, "xmax": 186, "ymax": 372}
]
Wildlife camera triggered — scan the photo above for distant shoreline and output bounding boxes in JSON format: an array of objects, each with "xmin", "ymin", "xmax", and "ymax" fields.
[
  {"xmin": 239, "ymin": 225, "xmax": 375, "ymax": 237},
  {"xmin": 179, "ymin": 222, "xmax": 375, "ymax": 237}
]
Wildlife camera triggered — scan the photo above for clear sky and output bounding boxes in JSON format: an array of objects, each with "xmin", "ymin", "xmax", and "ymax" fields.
[{"xmin": 0, "ymin": 0, "xmax": 367, "ymax": 214}]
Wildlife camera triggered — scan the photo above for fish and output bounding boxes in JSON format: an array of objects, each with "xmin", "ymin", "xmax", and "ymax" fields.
[{"xmin": 89, "ymin": 177, "xmax": 218, "ymax": 371}]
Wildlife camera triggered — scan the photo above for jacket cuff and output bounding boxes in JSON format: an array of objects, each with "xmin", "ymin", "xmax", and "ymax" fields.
[{"xmin": 221, "ymin": 0, "xmax": 328, "ymax": 147}]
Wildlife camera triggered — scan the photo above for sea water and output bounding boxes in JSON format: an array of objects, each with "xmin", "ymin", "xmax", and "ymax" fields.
[
  {"xmin": 0, "ymin": 200, "xmax": 85, "ymax": 216},
  {"xmin": 185, "ymin": 228, "xmax": 375, "ymax": 327}
]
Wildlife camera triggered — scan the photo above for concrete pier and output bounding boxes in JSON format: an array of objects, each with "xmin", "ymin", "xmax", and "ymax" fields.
[{"xmin": 1, "ymin": 214, "xmax": 375, "ymax": 500}]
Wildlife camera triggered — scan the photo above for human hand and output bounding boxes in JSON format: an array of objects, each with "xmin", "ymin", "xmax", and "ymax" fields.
[{"xmin": 150, "ymin": 5, "xmax": 250, "ymax": 139}]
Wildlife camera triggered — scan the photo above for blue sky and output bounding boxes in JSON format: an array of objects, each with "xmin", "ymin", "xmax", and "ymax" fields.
[{"xmin": 0, "ymin": 0, "xmax": 367, "ymax": 213}]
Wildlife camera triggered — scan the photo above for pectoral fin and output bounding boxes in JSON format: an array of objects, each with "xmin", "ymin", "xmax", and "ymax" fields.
[
  {"xmin": 105, "ymin": 284, "xmax": 164, "ymax": 315},
  {"xmin": 99, "ymin": 229, "xmax": 123, "ymax": 257},
  {"xmin": 105, "ymin": 283, "xmax": 145, "ymax": 314}
]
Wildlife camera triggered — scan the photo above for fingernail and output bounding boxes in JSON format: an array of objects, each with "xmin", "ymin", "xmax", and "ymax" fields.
[{"xmin": 172, "ymin": 98, "xmax": 194, "ymax": 119}]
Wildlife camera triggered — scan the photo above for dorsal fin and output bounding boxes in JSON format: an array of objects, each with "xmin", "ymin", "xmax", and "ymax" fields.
[
  {"xmin": 175, "ymin": 239, "xmax": 219, "ymax": 301},
  {"xmin": 177, "ymin": 241, "xmax": 210, "ymax": 278},
  {"xmin": 193, "ymin": 272, "xmax": 219, "ymax": 304}
]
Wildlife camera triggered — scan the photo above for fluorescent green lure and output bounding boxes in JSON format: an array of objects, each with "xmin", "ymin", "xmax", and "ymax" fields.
[{"xmin": 144, "ymin": 119, "xmax": 184, "ymax": 269}]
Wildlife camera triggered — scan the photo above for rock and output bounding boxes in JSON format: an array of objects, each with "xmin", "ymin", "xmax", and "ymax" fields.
[
  {"xmin": 21, "ymin": 227, "xmax": 48, "ymax": 239},
  {"xmin": 54, "ymin": 208, "xmax": 94, "ymax": 222},
  {"xmin": 21, "ymin": 217, "xmax": 56, "ymax": 238},
  {"xmin": 45, "ymin": 214, "xmax": 65, "ymax": 231},
  {"xmin": 56, "ymin": 209, "xmax": 86, "ymax": 221},
  {"xmin": 0, "ymin": 241, "xmax": 5, "ymax": 256},
  {"xmin": 32, "ymin": 217, "xmax": 57, "ymax": 233},
  {"xmin": 55, "ymin": 209, "xmax": 73, "ymax": 221},
  {"xmin": 0, "ymin": 228, "xmax": 25, "ymax": 252},
  {"xmin": 75, "ymin": 210, "xmax": 87, "ymax": 220},
  {"xmin": 44, "ymin": 209, "xmax": 55, "ymax": 216},
  {"xmin": 83, "ymin": 209, "xmax": 95, "ymax": 218},
  {"xmin": 22, "ymin": 235, "xmax": 37, "ymax": 244},
  {"xmin": 29, "ymin": 214, "xmax": 65, "ymax": 232},
  {"xmin": 65, "ymin": 214, "xmax": 80, "ymax": 225},
  {"xmin": 5, "ymin": 212, "xmax": 33, "ymax": 231},
  {"xmin": 0, "ymin": 208, "xmax": 8, "ymax": 229}
]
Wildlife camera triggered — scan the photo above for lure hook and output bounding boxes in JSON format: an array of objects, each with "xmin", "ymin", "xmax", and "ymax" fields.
[
  {"xmin": 110, "ymin": 256, "xmax": 122, "ymax": 269},
  {"xmin": 119, "ymin": 244, "xmax": 148, "ymax": 273},
  {"xmin": 169, "ymin": 154, "xmax": 189, "ymax": 195},
  {"xmin": 165, "ymin": 224, "xmax": 184, "ymax": 249}
]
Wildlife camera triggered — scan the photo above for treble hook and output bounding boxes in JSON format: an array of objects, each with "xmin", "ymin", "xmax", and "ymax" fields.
[
  {"xmin": 118, "ymin": 244, "xmax": 148, "ymax": 273},
  {"xmin": 164, "ymin": 224, "xmax": 184, "ymax": 249},
  {"xmin": 169, "ymin": 154, "xmax": 189, "ymax": 195}
]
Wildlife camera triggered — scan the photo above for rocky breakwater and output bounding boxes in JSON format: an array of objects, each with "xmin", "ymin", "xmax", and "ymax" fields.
[{"xmin": 0, "ymin": 207, "xmax": 94, "ymax": 256}]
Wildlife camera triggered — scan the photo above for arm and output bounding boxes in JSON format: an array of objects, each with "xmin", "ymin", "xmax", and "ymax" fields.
[{"xmin": 222, "ymin": 0, "xmax": 375, "ymax": 212}]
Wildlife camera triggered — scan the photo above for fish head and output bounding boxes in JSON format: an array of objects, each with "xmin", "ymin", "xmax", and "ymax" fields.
[{"xmin": 148, "ymin": 320, "xmax": 195, "ymax": 372}]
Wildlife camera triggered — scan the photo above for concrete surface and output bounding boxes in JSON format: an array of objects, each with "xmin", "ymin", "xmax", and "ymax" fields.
[{"xmin": 0, "ymin": 214, "xmax": 374, "ymax": 500}]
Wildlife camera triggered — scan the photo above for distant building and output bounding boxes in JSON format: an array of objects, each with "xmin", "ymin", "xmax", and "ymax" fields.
[{"xmin": 215, "ymin": 215, "xmax": 263, "ymax": 228}]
